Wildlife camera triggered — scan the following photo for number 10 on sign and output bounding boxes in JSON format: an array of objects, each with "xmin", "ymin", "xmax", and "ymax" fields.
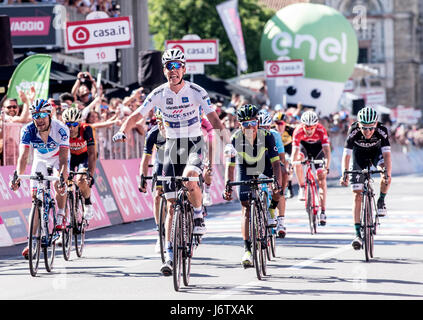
[{"xmin": 84, "ymin": 47, "xmax": 116, "ymax": 64}]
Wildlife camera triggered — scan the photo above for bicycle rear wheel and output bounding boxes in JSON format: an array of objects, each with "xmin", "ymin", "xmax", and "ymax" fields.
[
  {"xmin": 183, "ymin": 205, "xmax": 194, "ymax": 287},
  {"xmin": 250, "ymin": 202, "xmax": 262, "ymax": 280},
  {"xmin": 172, "ymin": 205, "xmax": 183, "ymax": 291},
  {"xmin": 158, "ymin": 196, "xmax": 167, "ymax": 264},
  {"xmin": 28, "ymin": 204, "xmax": 42, "ymax": 277},
  {"xmin": 43, "ymin": 206, "xmax": 56, "ymax": 273},
  {"xmin": 62, "ymin": 193, "xmax": 73, "ymax": 261},
  {"xmin": 74, "ymin": 193, "xmax": 86, "ymax": 258},
  {"xmin": 258, "ymin": 208, "xmax": 267, "ymax": 276}
]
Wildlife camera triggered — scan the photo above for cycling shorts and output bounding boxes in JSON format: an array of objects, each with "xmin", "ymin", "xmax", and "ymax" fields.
[
  {"xmin": 350, "ymin": 150, "xmax": 384, "ymax": 191},
  {"xmin": 299, "ymin": 141, "xmax": 325, "ymax": 172},
  {"xmin": 163, "ymin": 136, "xmax": 205, "ymax": 199}
]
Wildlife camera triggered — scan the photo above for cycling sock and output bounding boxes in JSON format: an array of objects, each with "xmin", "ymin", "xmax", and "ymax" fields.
[
  {"xmin": 57, "ymin": 208, "xmax": 65, "ymax": 216},
  {"xmin": 354, "ymin": 224, "xmax": 361, "ymax": 237},
  {"xmin": 244, "ymin": 240, "xmax": 251, "ymax": 252},
  {"xmin": 205, "ymin": 184, "xmax": 211, "ymax": 192},
  {"xmin": 193, "ymin": 206, "xmax": 203, "ymax": 219},
  {"xmin": 85, "ymin": 197, "xmax": 92, "ymax": 205},
  {"xmin": 379, "ymin": 192, "xmax": 387, "ymax": 201},
  {"xmin": 269, "ymin": 199, "xmax": 278, "ymax": 210}
]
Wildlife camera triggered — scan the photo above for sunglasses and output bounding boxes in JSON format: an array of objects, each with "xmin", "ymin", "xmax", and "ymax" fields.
[
  {"xmin": 32, "ymin": 112, "xmax": 49, "ymax": 120},
  {"xmin": 66, "ymin": 122, "xmax": 79, "ymax": 127},
  {"xmin": 6, "ymin": 105, "xmax": 18, "ymax": 109},
  {"xmin": 165, "ymin": 61, "xmax": 184, "ymax": 71},
  {"xmin": 241, "ymin": 120, "xmax": 258, "ymax": 128},
  {"xmin": 360, "ymin": 126, "xmax": 376, "ymax": 131},
  {"xmin": 304, "ymin": 125, "xmax": 317, "ymax": 130}
]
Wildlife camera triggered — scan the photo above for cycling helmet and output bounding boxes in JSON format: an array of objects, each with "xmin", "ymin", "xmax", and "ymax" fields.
[
  {"xmin": 237, "ymin": 104, "xmax": 259, "ymax": 122},
  {"xmin": 273, "ymin": 111, "xmax": 286, "ymax": 122},
  {"xmin": 30, "ymin": 99, "xmax": 52, "ymax": 114},
  {"xmin": 162, "ymin": 48, "xmax": 186, "ymax": 65},
  {"xmin": 300, "ymin": 110, "xmax": 319, "ymax": 126},
  {"xmin": 257, "ymin": 110, "xmax": 273, "ymax": 127},
  {"xmin": 357, "ymin": 106, "xmax": 378, "ymax": 124},
  {"xmin": 62, "ymin": 107, "xmax": 82, "ymax": 123}
]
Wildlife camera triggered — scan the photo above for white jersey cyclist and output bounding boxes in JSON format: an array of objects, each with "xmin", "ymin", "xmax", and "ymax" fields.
[
  {"xmin": 135, "ymin": 81, "xmax": 215, "ymax": 139},
  {"xmin": 20, "ymin": 118, "xmax": 70, "ymax": 180}
]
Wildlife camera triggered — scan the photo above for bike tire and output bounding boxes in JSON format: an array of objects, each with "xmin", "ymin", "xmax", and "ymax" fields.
[
  {"xmin": 250, "ymin": 202, "xmax": 262, "ymax": 280},
  {"xmin": 183, "ymin": 205, "xmax": 194, "ymax": 287},
  {"xmin": 363, "ymin": 195, "xmax": 374, "ymax": 262},
  {"xmin": 258, "ymin": 208, "xmax": 267, "ymax": 276},
  {"xmin": 43, "ymin": 206, "xmax": 56, "ymax": 273},
  {"xmin": 270, "ymin": 230, "xmax": 277, "ymax": 258},
  {"xmin": 172, "ymin": 205, "xmax": 183, "ymax": 291},
  {"xmin": 305, "ymin": 183, "xmax": 315, "ymax": 235},
  {"xmin": 28, "ymin": 204, "xmax": 41, "ymax": 277},
  {"xmin": 62, "ymin": 193, "xmax": 73, "ymax": 261},
  {"xmin": 74, "ymin": 193, "xmax": 86, "ymax": 258},
  {"xmin": 158, "ymin": 196, "xmax": 167, "ymax": 264}
]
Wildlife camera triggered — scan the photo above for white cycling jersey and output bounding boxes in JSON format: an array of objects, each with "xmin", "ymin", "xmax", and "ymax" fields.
[{"xmin": 136, "ymin": 81, "xmax": 214, "ymax": 139}]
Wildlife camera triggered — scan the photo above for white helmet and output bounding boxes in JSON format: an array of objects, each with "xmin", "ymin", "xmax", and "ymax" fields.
[
  {"xmin": 162, "ymin": 48, "xmax": 186, "ymax": 66},
  {"xmin": 301, "ymin": 110, "xmax": 319, "ymax": 126},
  {"xmin": 257, "ymin": 110, "xmax": 273, "ymax": 127}
]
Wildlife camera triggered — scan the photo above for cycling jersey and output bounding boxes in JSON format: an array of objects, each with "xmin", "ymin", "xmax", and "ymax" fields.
[
  {"xmin": 21, "ymin": 119, "xmax": 70, "ymax": 159},
  {"xmin": 292, "ymin": 123, "xmax": 330, "ymax": 148},
  {"xmin": 136, "ymin": 81, "xmax": 214, "ymax": 139},
  {"xmin": 229, "ymin": 129, "xmax": 279, "ymax": 176},
  {"xmin": 270, "ymin": 129, "xmax": 284, "ymax": 154},
  {"xmin": 143, "ymin": 125, "xmax": 166, "ymax": 164},
  {"xmin": 281, "ymin": 125, "xmax": 295, "ymax": 146},
  {"xmin": 69, "ymin": 123, "xmax": 95, "ymax": 171},
  {"xmin": 228, "ymin": 129, "xmax": 279, "ymax": 202},
  {"xmin": 344, "ymin": 122, "xmax": 390, "ymax": 155}
]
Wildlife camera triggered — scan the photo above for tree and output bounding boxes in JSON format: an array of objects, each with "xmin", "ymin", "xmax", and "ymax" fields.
[{"xmin": 148, "ymin": 0, "xmax": 275, "ymax": 79}]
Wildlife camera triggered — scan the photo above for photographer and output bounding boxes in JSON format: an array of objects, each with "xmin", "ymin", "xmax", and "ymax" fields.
[{"xmin": 72, "ymin": 72, "xmax": 98, "ymax": 107}]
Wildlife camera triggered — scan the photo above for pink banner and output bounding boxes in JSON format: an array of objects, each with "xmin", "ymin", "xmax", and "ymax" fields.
[{"xmin": 100, "ymin": 159, "xmax": 154, "ymax": 223}]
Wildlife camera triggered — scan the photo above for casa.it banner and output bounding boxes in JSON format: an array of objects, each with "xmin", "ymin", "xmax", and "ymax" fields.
[{"xmin": 216, "ymin": 0, "xmax": 248, "ymax": 72}]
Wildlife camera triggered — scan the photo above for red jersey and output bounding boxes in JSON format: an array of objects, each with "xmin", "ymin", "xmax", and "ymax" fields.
[
  {"xmin": 292, "ymin": 123, "xmax": 330, "ymax": 148},
  {"xmin": 69, "ymin": 123, "xmax": 95, "ymax": 156}
]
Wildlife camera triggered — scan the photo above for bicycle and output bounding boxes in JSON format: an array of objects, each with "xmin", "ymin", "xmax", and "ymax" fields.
[
  {"xmin": 12, "ymin": 168, "xmax": 63, "ymax": 277},
  {"xmin": 343, "ymin": 166, "xmax": 385, "ymax": 262},
  {"xmin": 226, "ymin": 176, "xmax": 275, "ymax": 281},
  {"xmin": 292, "ymin": 158, "xmax": 325, "ymax": 235},
  {"xmin": 62, "ymin": 171, "xmax": 90, "ymax": 261},
  {"xmin": 157, "ymin": 176, "xmax": 203, "ymax": 291}
]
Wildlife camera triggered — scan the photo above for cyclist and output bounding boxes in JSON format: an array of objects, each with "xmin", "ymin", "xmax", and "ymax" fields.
[
  {"xmin": 273, "ymin": 111, "xmax": 296, "ymax": 198},
  {"xmin": 340, "ymin": 106, "xmax": 392, "ymax": 250},
  {"xmin": 9, "ymin": 99, "xmax": 69, "ymax": 259},
  {"xmin": 292, "ymin": 110, "xmax": 331, "ymax": 226},
  {"xmin": 61, "ymin": 107, "xmax": 96, "ymax": 221},
  {"xmin": 112, "ymin": 48, "xmax": 233, "ymax": 276},
  {"xmin": 257, "ymin": 110, "xmax": 288, "ymax": 238},
  {"xmin": 223, "ymin": 104, "xmax": 283, "ymax": 268},
  {"xmin": 138, "ymin": 109, "xmax": 166, "ymax": 253}
]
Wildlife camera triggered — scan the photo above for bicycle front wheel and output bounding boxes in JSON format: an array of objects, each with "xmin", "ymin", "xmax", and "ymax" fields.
[
  {"xmin": 28, "ymin": 204, "xmax": 42, "ymax": 277},
  {"xmin": 305, "ymin": 183, "xmax": 316, "ymax": 235},
  {"xmin": 74, "ymin": 193, "xmax": 86, "ymax": 258},
  {"xmin": 363, "ymin": 195, "xmax": 374, "ymax": 261},
  {"xmin": 43, "ymin": 207, "xmax": 56, "ymax": 273},
  {"xmin": 250, "ymin": 202, "xmax": 262, "ymax": 280},
  {"xmin": 62, "ymin": 193, "xmax": 73, "ymax": 261},
  {"xmin": 158, "ymin": 196, "xmax": 167, "ymax": 264},
  {"xmin": 183, "ymin": 205, "xmax": 194, "ymax": 287},
  {"xmin": 172, "ymin": 205, "xmax": 183, "ymax": 291}
]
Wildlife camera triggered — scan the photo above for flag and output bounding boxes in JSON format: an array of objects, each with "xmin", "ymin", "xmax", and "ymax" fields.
[
  {"xmin": 216, "ymin": 0, "xmax": 248, "ymax": 73},
  {"xmin": 7, "ymin": 54, "xmax": 52, "ymax": 104}
]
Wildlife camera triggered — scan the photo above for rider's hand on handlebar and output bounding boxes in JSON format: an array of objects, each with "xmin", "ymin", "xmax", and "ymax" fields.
[
  {"xmin": 223, "ymin": 182, "xmax": 233, "ymax": 201},
  {"xmin": 340, "ymin": 173, "xmax": 349, "ymax": 187},
  {"xmin": 9, "ymin": 171, "xmax": 21, "ymax": 191},
  {"xmin": 138, "ymin": 174, "xmax": 147, "ymax": 193}
]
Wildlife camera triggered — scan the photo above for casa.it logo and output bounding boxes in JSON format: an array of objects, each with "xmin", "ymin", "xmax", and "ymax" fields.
[
  {"xmin": 72, "ymin": 26, "xmax": 90, "ymax": 44},
  {"xmin": 269, "ymin": 63, "xmax": 280, "ymax": 74}
]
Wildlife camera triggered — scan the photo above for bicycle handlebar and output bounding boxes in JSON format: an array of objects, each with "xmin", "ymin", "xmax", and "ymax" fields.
[
  {"xmin": 18, "ymin": 174, "xmax": 60, "ymax": 182},
  {"xmin": 156, "ymin": 176, "xmax": 200, "ymax": 182},
  {"xmin": 291, "ymin": 159, "xmax": 325, "ymax": 165},
  {"xmin": 227, "ymin": 178, "xmax": 274, "ymax": 187}
]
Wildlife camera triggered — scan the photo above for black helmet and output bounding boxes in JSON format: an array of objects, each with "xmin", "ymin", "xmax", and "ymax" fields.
[{"xmin": 237, "ymin": 104, "xmax": 259, "ymax": 122}]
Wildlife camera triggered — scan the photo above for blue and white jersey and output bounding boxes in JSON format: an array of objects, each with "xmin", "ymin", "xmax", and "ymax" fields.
[
  {"xmin": 20, "ymin": 119, "xmax": 70, "ymax": 160},
  {"xmin": 136, "ymin": 81, "xmax": 214, "ymax": 139},
  {"xmin": 270, "ymin": 129, "xmax": 285, "ymax": 154}
]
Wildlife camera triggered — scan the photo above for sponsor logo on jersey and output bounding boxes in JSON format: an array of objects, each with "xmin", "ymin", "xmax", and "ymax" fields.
[
  {"xmin": 182, "ymin": 97, "xmax": 189, "ymax": 103},
  {"xmin": 166, "ymin": 98, "xmax": 173, "ymax": 104}
]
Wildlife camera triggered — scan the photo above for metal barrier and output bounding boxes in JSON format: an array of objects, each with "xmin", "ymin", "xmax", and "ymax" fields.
[{"xmin": 0, "ymin": 122, "xmax": 145, "ymax": 166}]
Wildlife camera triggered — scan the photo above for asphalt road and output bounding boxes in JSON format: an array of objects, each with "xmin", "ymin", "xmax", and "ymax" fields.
[{"xmin": 1, "ymin": 173, "xmax": 422, "ymax": 302}]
